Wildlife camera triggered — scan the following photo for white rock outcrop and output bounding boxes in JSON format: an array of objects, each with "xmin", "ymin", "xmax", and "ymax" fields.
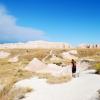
[
  {"xmin": 62, "ymin": 50, "xmax": 78, "ymax": 60},
  {"xmin": 25, "ymin": 58, "xmax": 46, "ymax": 72},
  {"xmin": 50, "ymin": 55, "xmax": 63, "ymax": 64},
  {"xmin": 68, "ymin": 50, "xmax": 78, "ymax": 55},
  {"xmin": 80, "ymin": 58, "xmax": 95, "ymax": 63},
  {"xmin": 89, "ymin": 90, "xmax": 100, "ymax": 100},
  {"xmin": 37, "ymin": 64, "xmax": 71, "ymax": 77},
  {"xmin": 25, "ymin": 58, "xmax": 70, "ymax": 76},
  {"xmin": 8, "ymin": 55, "xmax": 19, "ymax": 63},
  {"xmin": 0, "ymin": 51, "xmax": 10, "ymax": 58}
]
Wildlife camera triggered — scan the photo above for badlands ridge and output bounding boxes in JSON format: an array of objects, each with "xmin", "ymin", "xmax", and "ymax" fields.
[{"xmin": 0, "ymin": 40, "xmax": 100, "ymax": 49}]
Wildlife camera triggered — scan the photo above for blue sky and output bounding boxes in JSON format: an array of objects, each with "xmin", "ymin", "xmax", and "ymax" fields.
[{"xmin": 0, "ymin": 0, "xmax": 100, "ymax": 45}]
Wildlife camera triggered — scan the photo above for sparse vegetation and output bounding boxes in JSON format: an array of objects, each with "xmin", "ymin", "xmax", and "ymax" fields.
[
  {"xmin": 47, "ymin": 75, "xmax": 72, "ymax": 84},
  {"xmin": 0, "ymin": 86, "xmax": 33, "ymax": 100},
  {"xmin": 94, "ymin": 63, "xmax": 100, "ymax": 74},
  {"xmin": 77, "ymin": 48, "xmax": 100, "ymax": 58},
  {"xmin": 0, "ymin": 48, "xmax": 100, "ymax": 99},
  {"xmin": 32, "ymin": 72, "xmax": 72, "ymax": 84}
]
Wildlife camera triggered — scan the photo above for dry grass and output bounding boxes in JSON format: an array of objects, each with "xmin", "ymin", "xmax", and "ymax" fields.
[
  {"xmin": 47, "ymin": 75, "xmax": 72, "ymax": 84},
  {"xmin": 0, "ymin": 56, "xmax": 33, "ymax": 99},
  {"xmin": 0, "ymin": 70, "xmax": 33, "ymax": 100},
  {"xmin": 77, "ymin": 48, "xmax": 100, "ymax": 58},
  {"xmin": 32, "ymin": 72, "xmax": 72, "ymax": 84},
  {"xmin": 0, "ymin": 86, "xmax": 33, "ymax": 100}
]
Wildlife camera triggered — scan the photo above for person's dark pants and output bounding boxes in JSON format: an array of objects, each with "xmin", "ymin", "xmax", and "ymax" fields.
[{"xmin": 72, "ymin": 67, "xmax": 76, "ymax": 77}]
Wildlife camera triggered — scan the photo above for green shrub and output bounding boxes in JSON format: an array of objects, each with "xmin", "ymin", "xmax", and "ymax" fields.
[{"xmin": 94, "ymin": 63, "xmax": 100, "ymax": 73}]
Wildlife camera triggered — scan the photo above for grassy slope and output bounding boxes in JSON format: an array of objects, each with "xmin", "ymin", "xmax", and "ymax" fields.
[{"xmin": 0, "ymin": 48, "xmax": 69, "ymax": 99}]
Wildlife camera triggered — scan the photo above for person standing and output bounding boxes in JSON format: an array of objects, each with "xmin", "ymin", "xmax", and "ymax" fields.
[{"xmin": 71, "ymin": 59, "xmax": 76, "ymax": 77}]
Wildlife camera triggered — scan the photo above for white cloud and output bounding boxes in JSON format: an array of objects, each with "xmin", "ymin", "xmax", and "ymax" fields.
[{"xmin": 0, "ymin": 5, "xmax": 44, "ymax": 38}]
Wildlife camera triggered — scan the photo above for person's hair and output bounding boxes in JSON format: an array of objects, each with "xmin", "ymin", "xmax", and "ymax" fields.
[
  {"xmin": 71, "ymin": 59, "xmax": 76, "ymax": 63},
  {"xmin": 72, "ymin": 59, "xmax": 74, "ymax": 62}
]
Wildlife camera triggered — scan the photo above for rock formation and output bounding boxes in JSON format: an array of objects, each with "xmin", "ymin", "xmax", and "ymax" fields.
[
  {"xmin": 0, "ymin": 41, "xmax": 70, "ymax": 49},
  {"xmin": 25, "ymin": 58, "xmax": 46, "ymax": 72}
]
